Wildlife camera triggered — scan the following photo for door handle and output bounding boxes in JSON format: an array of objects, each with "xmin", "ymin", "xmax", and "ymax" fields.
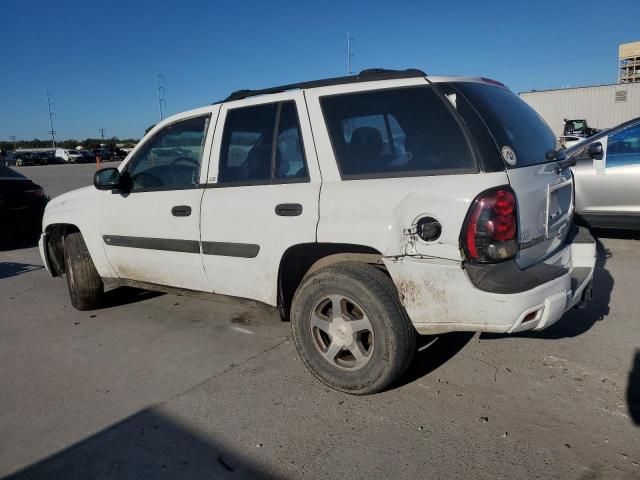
[
  {"xmin": 171, "ymin": 205, "xmax": 192, "ymax": 217},
  {"xmin": 275, "ymin": 203, "xmax": 303, "ymax": 216}
]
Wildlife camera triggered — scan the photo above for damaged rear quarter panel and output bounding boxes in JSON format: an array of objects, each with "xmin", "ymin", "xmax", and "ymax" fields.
[{"xmin": 317, "ymin": 172, "xmax": 509, "ymax": 259}]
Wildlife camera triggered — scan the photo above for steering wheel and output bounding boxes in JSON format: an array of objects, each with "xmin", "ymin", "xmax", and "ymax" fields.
[{"xmin": 172, "ymin": 156, "xmax": 200, "ymax": 167}]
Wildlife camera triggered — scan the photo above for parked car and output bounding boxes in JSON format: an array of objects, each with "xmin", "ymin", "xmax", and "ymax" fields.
[
  {"xmin": 566, "ymin": 116, "xmax": 640, "ymax": 230},
  {"xmin": 55, "ymin": 148, "xmax": 83, "ymax": 163},
  {"xmin": 14, "ymin": 152, "xmax": 35, "ymax": 167},
  {"xmin": 38, "ymin": 69, "xmax": 596, "ymax": 394},
  {"xmin": 92, "ymin": 148, "xmax": 127, "ymax": 162},
  {"xmin": 0, "ymin": 165, "xmax": 49, "ymax": 240},
  {"xmin": 80, "ymin": 150, "xmax": 96, "ymax": 163}
]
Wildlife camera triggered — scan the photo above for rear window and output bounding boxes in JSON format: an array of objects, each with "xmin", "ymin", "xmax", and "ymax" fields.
[
  {"xmin": 451, "ymin": 82, "xmax": 557, "ymax": 167},
  {"xmin": 321, "ymin": 86, "xmax": 475, "ymax": 178}
]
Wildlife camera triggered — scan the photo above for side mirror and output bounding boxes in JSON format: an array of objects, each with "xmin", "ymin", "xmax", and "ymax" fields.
[
  {"xmin": 94, "ymin": 167, "xmax": 121, "ymax": 190},
  {"xmin": 587, "ymin": 142, "xmax": 603, "ymax": 160}
]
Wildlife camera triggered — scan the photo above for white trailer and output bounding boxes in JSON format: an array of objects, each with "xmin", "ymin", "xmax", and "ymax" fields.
[{"xmin": 520, "ymin": 82, "xmax": 640, "ymax": 137}]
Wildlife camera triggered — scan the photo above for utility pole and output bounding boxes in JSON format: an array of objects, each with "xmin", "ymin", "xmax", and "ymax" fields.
[
  {"xmin": 9, "ymin": 136, "xmax": 16, "ymax": 150},
  {"xmin": 99, "ymin": 128, "xmax": 106, "ymax": 141},
  {"xmin": 47, "ymin": 91, "xmax": 57, "ymax": 149},
  {"xmin": 157, "ymin": 73, "xmax": 166, "ymax": 121},
  {"xmin": 347, "ymin": 32, "xmax": 355, "ymax": 75}
]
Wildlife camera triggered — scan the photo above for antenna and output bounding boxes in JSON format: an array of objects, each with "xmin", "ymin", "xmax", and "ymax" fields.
[
  {"xmin": 347, "ymin": 32, "xmax": 355, "ymax": 75},
  {"xmin": 47, "ymin": 91, "xmax": 56, "ymax": 149},
  {"xmin": 157, "ymin": 73, "xmax": 166, "ymax": 121}
]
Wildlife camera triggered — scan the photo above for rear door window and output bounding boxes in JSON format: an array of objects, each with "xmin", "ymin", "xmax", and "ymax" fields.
[
  {"xmin": 450, "ymin": 82, "xmax": 558, "ymax": 168},
  {"xmin": 218, "ymin": 101, "xmax": 308, "ymax": 184},
  {"xmin": 320, "ymin": 86, "xmax": 475, "ymax": 178}
]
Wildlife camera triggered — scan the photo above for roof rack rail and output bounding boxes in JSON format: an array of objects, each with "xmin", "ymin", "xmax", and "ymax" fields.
[{"xmin": 220, "ymin": 68, "xmax": 427, "ymax": 102}]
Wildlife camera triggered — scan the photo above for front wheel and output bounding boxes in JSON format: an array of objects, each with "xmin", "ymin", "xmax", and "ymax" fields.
[
  {"xmin": 63, "ymin": 231, "xmax": 104, "ymax": 310},
  {"xmin": 291, "ymin": 262, "xmax": 416, "ymax": 395}
]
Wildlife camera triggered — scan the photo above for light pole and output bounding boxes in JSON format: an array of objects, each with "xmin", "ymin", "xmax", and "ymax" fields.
[
  {"xmin": 47, "ymin": 91, "xmax": 57, "ymax": 149},
  {"xmin": 157, "ymin": 73, "xmax": 166, "ymax": 121}
]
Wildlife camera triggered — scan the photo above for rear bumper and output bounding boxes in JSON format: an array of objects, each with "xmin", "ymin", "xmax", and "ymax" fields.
[{"xmin": 384, "ymin": 227, "xmax": 596, "ymax": 335}]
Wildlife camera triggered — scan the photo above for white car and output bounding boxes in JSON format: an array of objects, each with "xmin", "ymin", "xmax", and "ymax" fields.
[
  {"xmin": 54, "ymin": 148, "xmax": 83, "ymax": 163},
  {"xmin": 39, "ymin": 69, "xmax": 596, "ymax": 394}
]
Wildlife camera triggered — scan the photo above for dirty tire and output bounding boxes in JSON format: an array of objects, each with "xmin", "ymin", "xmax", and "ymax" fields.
[
  {"xmin": 63, "ymin": 231, "xmax": 103, "ymax": 311},
  {"xmin": 291, "ymin": 262, "xmax": 416, "ymax": 395}
]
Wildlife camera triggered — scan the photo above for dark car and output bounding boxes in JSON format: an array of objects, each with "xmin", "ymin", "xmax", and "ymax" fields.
[
  {"xmin": 92, "ymin": 148, "xmax": 114, "ymax": 161},
  {"xmin": 0, "ymin": 165, "xmax": 49, "ymax": 241},
  {"xmin": 14, "ymin": 153, "xmax": 35, "ymax": 167},
  {"xmin": 31, "ymin": 152, "xmax": 51, "ymax": 165},
  {"xmin": 80, "ymin": 150, "xmax": 96, "ymax": 163}
]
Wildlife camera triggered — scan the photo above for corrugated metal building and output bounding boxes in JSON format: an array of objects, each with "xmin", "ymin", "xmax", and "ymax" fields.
[{"xmin": 520, "ymin": 82, "xmax": 640, "ymax": 136}]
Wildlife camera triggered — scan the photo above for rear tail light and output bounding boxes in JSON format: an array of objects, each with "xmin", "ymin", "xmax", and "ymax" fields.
[{"xmin": 462, "ymin": 186, "xmax": 518, "ymax": 263}]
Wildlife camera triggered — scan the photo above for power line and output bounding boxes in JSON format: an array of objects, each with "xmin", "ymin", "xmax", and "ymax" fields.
[
  {"xmin": 157, "ymin": 73, "xmax": 166, "ymax": 121},
  {"xmin": 46, "ymin": 91, "xmax": 56, "ymax": 149}
]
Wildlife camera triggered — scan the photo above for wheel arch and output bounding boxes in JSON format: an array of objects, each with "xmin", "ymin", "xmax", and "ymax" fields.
[
  {"xmin": 44, "ymin": 223, "xmax": 81, "ymax": 276},
  {"xmin": 277, "ymin": 243, "xmax": 385, "ymax": 320}
]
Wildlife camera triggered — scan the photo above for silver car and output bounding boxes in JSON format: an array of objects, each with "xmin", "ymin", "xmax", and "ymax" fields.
[{"xmin": 567, "ymin": 117, "xmax": 640, "ymax": 230}]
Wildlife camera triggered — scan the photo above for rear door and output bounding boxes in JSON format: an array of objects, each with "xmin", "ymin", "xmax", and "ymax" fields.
[
  {"xmin": 451, "ymin": 82, "xmax": 574, "ymax": 268},
  {"xmin": 199, "ymin": 91, "xmax": 321, "ymax": 306}
]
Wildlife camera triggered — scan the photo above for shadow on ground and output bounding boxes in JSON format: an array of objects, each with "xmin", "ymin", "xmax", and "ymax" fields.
[
  {"xmin": 3, "ymin": 409, "xmax": 274, "ymax": 480},
  {"xmin": 99, "ymin": 287, "xmax": 165, "ymax": 309},
  {"xmin": 628, "ymin": 350, "xmax": 640, "ymax": 426},
  {"xmin": 481, "ymin": 236, "xmax": 613, "ymax": 341},
  {"xmin": 0, "ymin": 262, "xmax": 43, "ymax": 279},
  {"xmin": 398, "ymin": 332, "xmax": 475, "ymax": 387}
]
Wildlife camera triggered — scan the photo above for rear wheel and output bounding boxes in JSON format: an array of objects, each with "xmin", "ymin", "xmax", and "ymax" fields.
[
  {"xmin": 63, "ymin": 231, "xmax": 104, "ymax": 310},
  {"xmin": 291, "ymin": 262, "xmax": 416, "ymax": 395}
]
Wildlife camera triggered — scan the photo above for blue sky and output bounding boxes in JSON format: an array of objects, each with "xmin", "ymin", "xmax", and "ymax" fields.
[{"xmin": 1, "ymin": 0, "xmax": 638, "ymax": 140}]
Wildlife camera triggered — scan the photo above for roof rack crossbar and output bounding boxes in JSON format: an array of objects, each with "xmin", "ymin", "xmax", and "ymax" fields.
[{"xmin": 220, "ymin": 68, "xmax": 427, "ymax": 102}]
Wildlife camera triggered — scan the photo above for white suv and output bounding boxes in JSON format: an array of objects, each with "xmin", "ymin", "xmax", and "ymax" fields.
[{"xmin": 39, "ymin": 69, "xmax": 596, "ymax": 394}]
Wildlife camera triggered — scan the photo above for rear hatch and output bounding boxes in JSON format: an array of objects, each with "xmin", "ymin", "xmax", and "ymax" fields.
[{"xmin": 449, "ymin": 81, "xmax": 574, "ymax": 268}]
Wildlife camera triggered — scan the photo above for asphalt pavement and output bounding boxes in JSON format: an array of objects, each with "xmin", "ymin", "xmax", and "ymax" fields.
[{"xmin": 1, "ymin": 163, "xmax": 639, "ymax": 479}]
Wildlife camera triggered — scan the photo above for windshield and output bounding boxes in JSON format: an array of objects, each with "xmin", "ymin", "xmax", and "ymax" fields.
[{"xmin": 451, "ymin": 82, "xmax": 558, "ymax": 167}]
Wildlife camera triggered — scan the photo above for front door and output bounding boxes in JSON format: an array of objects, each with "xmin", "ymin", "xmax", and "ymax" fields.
[
  {"xmin": 574, "ymin": 122, "xmax": 640, "ymax": 220},
  {"xmin": 100, "ymin": 111, "xmax": 215, "ymax": 291}
]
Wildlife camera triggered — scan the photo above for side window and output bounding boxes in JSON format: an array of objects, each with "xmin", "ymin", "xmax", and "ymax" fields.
[
  {"xmin": 218, "ymin": 101, "xmax": 308, "ymax": 184},
  {"xmin": 127, "ymin": 116, "xmax": 209, "ymax": 191},
  {"xmin": 275, "ymin": 102, "xmax": 308, "ymax": 180},
  {"xmin": 321, "ymin": 86, "xmax": 474, "ymax": 178},
  {"xmin": 607, "ymin": 124, "xmax": 640, "ymax": 169}
]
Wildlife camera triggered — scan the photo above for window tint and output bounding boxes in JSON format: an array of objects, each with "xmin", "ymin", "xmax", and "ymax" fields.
[
  {"xmin": 219, "ymin": 101, "xmax": 307, "ymax": 184},
  {"xmin": 451, "ymin": 82, "xmax": 558, "ymax": 168},
  {"xmin": 127, "ymin": 116, "xmax": 209, "ymax": 190},
  {"xmin": 607, "ymin": 124, "xmax": 640, "ymax": 169},
  {"xmin": 321, "ymin": 86, "xmax": 474, "ymax": 178}
]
